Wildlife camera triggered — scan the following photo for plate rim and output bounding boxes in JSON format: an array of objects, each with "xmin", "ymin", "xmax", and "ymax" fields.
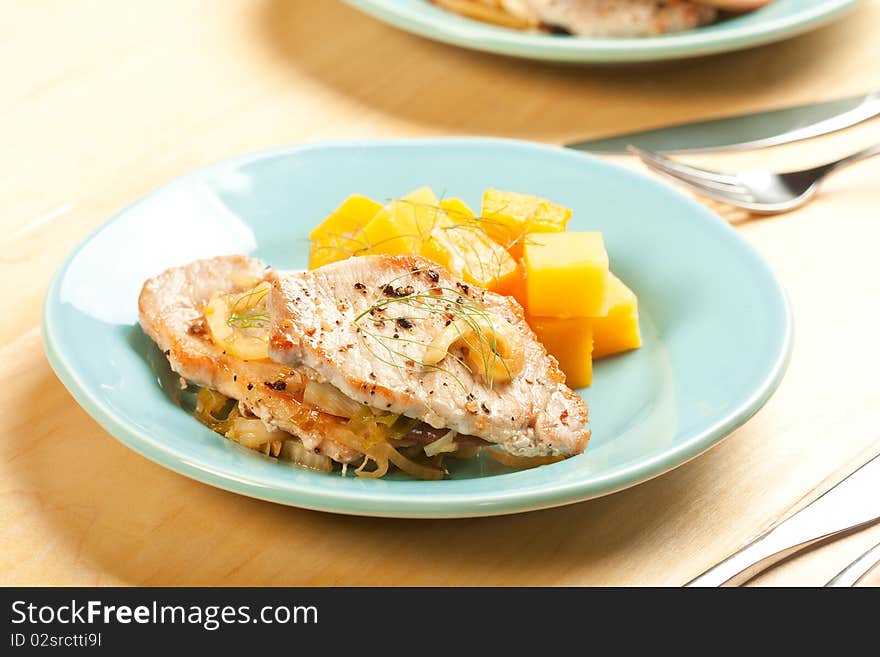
[
  {"xmin": 342, "ymin": 0, "xmax": 860, "ymax": 62},
  {"xmin": 42, "ymin": 137, "xmax": 793, "ymax": 518}
]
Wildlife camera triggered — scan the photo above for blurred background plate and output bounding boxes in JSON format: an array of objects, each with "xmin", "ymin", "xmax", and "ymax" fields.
[
  {"xmin": 343, "ymin": 0, "xmax": 861, "ymax": 62},
  {"xmin": 43, "ymin": 138, "xmax": 791, "ymax": 517}
]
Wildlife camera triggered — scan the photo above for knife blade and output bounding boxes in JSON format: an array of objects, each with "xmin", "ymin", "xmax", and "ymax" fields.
[
  {"xmin": 686, "ymin": 452, "xmax": 880, "ymax": 587},
  {"xmin": 567, "ymin": 90, "xmax": 880, "ymax": 154}
]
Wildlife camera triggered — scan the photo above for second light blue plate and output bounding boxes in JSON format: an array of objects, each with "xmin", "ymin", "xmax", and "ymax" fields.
[
  {"xmin": 343, "ymin": 0, "xmax": 860, "ymax": 62},
  {"xmin": 43, "ymin": 138, "xmax": 791, "ymax": 517}
]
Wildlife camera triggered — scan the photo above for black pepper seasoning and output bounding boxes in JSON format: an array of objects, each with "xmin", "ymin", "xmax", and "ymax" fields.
[{"xmin": 382, "ymin": 284, "xmax": 414, "ymax": 298}]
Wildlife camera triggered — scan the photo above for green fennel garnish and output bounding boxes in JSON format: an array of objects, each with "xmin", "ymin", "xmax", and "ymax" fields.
[
  {"xmin": 352, "ymin": 274, "xmax": 513, "ymax": 391},
  {"xmin": 226, "ymin": 284, "xmax": 271, "ymax": 330}
]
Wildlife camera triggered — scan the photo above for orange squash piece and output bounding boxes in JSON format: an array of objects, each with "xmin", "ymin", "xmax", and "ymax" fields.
[
  {"xmin": 528, "ymin": 315, "xmax": 593, "ymax": 388},
  {"xmin": 591, "ymin": 273, "xmax": 642, "ymax": 358},
  {"xmin": 419, "ymin": 198, "xmax": 518, "ymax": 292},
  {"xmin": 359, "ymin": 186, "xmax": 443, "ymax": 256},
  {"xmin": 309, "ymin": 195, "xmax": 383, "ymax": 268},
  {"xmin": 523, "ymin": 231, "xmax": 609, "ymax": 318},
  {"xmin": 480, "ymin": 188, "xmax": 572, "ymax": 260}
]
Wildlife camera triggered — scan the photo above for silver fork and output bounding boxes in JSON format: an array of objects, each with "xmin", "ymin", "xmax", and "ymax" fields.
[{"xmin": 629, "ymin": 143, "xmax": 880, "ymax": 214}]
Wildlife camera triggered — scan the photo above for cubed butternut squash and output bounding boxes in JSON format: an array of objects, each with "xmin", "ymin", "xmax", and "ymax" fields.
[
  {"xmin": 308, "ymin": 195, "xmax": 383, "ymax": 268},
  {"xmin": 481, "ymin": 189, "xmax": 572, "ymax": 259},
  {"xmin": 591, "ymin": 273, "xmax": 642, "ymax": 358},
  {"xmin": 528, "ymin": 316, "xmax": 593, "ymax": 388},
  {"xmin": 523, "ymin": 231, "xmax": 609, "ymax": 318},
  {"xmin": 359, "ymin": 186, "xmax": 443, "ymax": 256},
  {"xmin": 419, "ymin": 198, "xmax": 518, "ymax": 291}
]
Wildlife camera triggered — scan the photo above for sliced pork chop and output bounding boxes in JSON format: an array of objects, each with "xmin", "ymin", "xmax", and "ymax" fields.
[
  {"xmin": 138, "ymin": 255, "xmax": 360, "ymax": 463},
  {"xmin": 268, "ymin": 255, "xmax": 590, "ymax": 457},
  {"xmin": 503, "ymin": 0, "xmax": 716, "ymax": 37}
]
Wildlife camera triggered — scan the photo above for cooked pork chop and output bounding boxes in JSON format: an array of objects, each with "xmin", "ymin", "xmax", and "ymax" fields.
[
  {"xmin": 268, "ymin": 255, "xmax": 590, "ymax": 457},
  {"xmin": 138, "ymin": 255, "xmax": 360, "ymax": 463},
  {"xmin": 503, "ymin": 0, "xmax": 716, "ymax": 37}
]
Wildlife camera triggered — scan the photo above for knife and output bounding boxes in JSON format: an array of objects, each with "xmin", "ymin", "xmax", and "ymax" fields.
[
  {"xmin": 686, "ymin": 452, "xmax": 880, "ymax": 587},
  {"xmin": 567, "ymin": 90, "xmax": 880, "ymax": 154}
]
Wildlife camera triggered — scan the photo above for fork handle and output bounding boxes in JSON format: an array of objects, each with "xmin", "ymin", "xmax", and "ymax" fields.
[
  {"xmin": 685, "ymin": 517, "xmax": 877, "ymax": 587},
  {"xmin": 824, "ymin": 540, "xmax": 880, "ymax": 587},
  {"xmin": 825, "ymin": 143, "xmax": 880, "ymax": 176}
]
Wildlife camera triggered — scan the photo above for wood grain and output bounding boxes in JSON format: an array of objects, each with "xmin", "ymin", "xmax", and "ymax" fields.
[{"xmin": 1, "ymin": 0, "xmax": 879, "ymax": 586}]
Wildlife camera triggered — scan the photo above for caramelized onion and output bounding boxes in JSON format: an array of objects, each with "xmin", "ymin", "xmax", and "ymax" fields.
[
  {"xmin": 424, "ymin": 430, "xmax": 457, "ymax": 457},
  {"xmin": 373, "ymin": 442, "xmax": 445, "ymax": 480},
  {"xmin": 355, "ymin": 454, "xmax": 389, "ymax": 479},
  {"xmin": 195, "ymin": 387, "xmax": 231, "ymax": 431},
  {"xmin": 225, "ymin": 416, "xmax": 286, "ymax": 449},
  {"xmin": 281, "ymin": 439, "xmax": 333, "ymax": 472},
  {"xmin": 303, "ymin": 380, "xmax": 362, "ymax": 419},
  {"xmin": 192, "ymin": 386, "xmax": 459, "ymax": 480}
]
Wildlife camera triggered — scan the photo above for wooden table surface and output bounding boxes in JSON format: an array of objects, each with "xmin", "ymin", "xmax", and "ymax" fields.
[{"xmin": 2, "ymin": 0, "xmax": 879, "ymax": 587}]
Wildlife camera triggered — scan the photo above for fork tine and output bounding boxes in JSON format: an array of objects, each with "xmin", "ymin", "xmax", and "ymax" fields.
[
  {"xmin": 638, "ymin": 155, "xmax": 754, "ymax": 197},
  {"xmin": 627, "ymin": 146, "xmax": 745, "ymax": 188},
  {"xmin": 636, "ymin": 157, "xmax": 759, "ymax": 207},
  {"xmin": 629, "ymin": 147, "xmax": 756, "ymax": 202}
]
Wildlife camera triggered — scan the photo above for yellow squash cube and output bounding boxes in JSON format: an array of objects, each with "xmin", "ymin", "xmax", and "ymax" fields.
[
  {"xmin": 481, "ymin": 189, "xmax": 572, "ymax": 260},
  {"xmin": 524, "ymin": 232, "xmax": 609, "ymax": 318},
  {"xmin": 419, "ymin": 198, "xmax": 518, "ymax": 291},
  {"xmin": 309, "ymin": 195, "xmax": 383, "ymax": 268},
  {"xmin": 528, "ymin": 316, "xmax": 593, "ymax": 388},
  {"xmin": 591, "ymin": 273, "xmax": 642, "ymax": 358},
  {"xmin": 360, "ymin": 186, "xmax": 443, "ymax": 256}
]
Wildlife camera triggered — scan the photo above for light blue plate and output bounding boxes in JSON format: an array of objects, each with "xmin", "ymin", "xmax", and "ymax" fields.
[
  {"xmin": 43, "ymin": 138, "xmax": 791, "ymax": 518},
  {"xmin": 344, "ymin": 0, "xmax": 860, "ymax": 62}
]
